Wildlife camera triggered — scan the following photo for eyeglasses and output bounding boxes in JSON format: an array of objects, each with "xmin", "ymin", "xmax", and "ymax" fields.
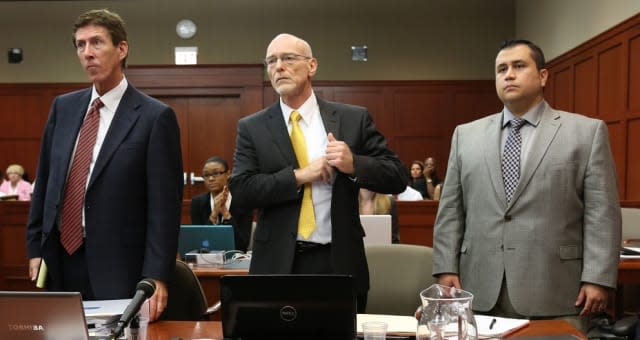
[
  {"xmin": 264, "ymin": 53, "xmax": 311, "ymax": 68},
  {"xmin": 202, "ymin": 171, "xmax": 227, "ymax": 179}
]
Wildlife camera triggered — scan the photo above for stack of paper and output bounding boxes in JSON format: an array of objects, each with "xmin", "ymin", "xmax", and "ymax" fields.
[
  {"xmin": 356, "ymin": 314, "xmax": 418, "ymax": 336},
  {"xmin": 476, "ymin": 315, "xmax": 530, "ymax": 337}
]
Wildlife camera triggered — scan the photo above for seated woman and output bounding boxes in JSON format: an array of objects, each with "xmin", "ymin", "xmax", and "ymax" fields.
[
  {"xmin": 408, "ymin": 160, "xmax": 427, "ymax": 198},
  {"xmin": 423, "ymin": 157, "xmax": 442, "ymax": 200},
  {"xmin": 0, "ymin": 164, "xmax": 32, "ymax": 201},
  {"xmin": 190, "ymin": 156, "xmax": 253, "ymax": 252},
  {"xmin": 359, "ymin": 188, "xmax": 400, "ymax": 243}
]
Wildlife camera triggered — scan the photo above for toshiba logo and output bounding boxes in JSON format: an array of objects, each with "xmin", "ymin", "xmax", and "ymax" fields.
[{"xmin": 8, "ymin": 324, "xmax": 45, "ymax": 331}]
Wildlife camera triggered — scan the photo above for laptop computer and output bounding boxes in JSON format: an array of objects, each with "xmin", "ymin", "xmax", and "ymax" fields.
[
  {"xmin": 0, "ymin": 291, "xmax": 91, "ymax": 340},
  {"xmin": 178, "ymin": 224, "xmax": 236, "ymax": 259},
  {"xmin": 220, "ymin": 274, "xmax": 357, "ymax": 340},
  {"xmin": 360, "ymin": 214, "xmax": 392, "ymax": 245}
]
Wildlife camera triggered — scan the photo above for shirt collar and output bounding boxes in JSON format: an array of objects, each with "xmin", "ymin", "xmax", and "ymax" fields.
[
  {"xmin": 501, "ymin": 100, "xmax": 545, "ymax": 129},
  {"xmin": 280, "ymin": 92, "xmax": 319, "ymax": 125},
  {"xmin": 90, "ymin": 76, "xmax": 128, "ymax": 112}
]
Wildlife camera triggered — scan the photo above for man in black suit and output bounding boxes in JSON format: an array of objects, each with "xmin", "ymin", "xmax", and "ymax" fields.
[
  {"xmin": 229, "ymin": 33, "xmax": 408, "ymax": 312},
  {"xmin": 190, "ymin": 156, "xmax": 253, "ymax": 252},
  {"xmin": 26, "ymin": 9, "xmax": 182, "ymax": 321}
]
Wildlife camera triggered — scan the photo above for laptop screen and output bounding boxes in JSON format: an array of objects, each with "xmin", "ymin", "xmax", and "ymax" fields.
[
  {"xmin": 220, "ymin": 274, "xmax": 356, "ymax": 340},
  {"xmin": 178, "ymin": 224, "xmax": 236, "ymax": 259},
  {"xmin": 0, "ymin": 291, "xmax": 89, "ymax": 340}
]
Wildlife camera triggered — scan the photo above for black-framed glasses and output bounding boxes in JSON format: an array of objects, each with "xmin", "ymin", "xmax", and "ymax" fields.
[
  {"xmin": 264, "ymin": 53, "xmax": 311, "ymax": 68},
  {"xmin": 202, "ymin": 171, "xmax": 226, "ymax": 179}
]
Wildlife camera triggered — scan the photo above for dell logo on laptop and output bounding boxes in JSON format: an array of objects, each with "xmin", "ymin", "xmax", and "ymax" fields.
[{"xmin": 279, "ymin": 305, "xmax": 297, "ymax": 321}]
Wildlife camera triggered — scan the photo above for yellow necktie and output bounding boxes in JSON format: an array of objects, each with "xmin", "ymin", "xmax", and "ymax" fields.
[{"xmin": 289, "ymin": 111, "xmax": 316, "ymax": 239}]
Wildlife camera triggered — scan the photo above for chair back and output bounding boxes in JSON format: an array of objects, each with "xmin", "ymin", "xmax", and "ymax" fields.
[
  {"xmin": 365, "ymin": 244, "xmax": 435, "ymax": 315},
  {"xmin": 159, "ymin": 260, "xmax": 208, "ymax": 321}
]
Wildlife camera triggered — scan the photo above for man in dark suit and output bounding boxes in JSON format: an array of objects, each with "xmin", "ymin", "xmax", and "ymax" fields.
[
  {"xmin": 190, "ymin": 156, "xmax": 253, "ymax": 252},
  {"xmin": 229, "ymin": 33, "xmax": 408, "ymax": 312},
  {"xmin": 26, "ymin": 9, "xmax": 183, "ymax": 321}
]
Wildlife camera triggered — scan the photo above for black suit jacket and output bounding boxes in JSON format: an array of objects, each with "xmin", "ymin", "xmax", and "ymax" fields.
[
  {"xmin": 27, "ymin": 85, "xmax": 183, "ymax": 299},
  {"xmin": 189, "ymin": 192, "xmax": 253, "ymax": 252},
  {"xmin": 229, "ymin": 98, "xmax": 408, "ymax": 293}
]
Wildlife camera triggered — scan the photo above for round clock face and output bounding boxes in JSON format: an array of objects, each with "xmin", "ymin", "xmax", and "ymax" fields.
[{"xmin": 176, "ymin": 19, "xmax": 197, "ymax": 39}]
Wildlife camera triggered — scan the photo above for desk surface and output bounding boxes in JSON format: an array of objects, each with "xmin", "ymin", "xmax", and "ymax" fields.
[{"xmin": 148, "ymin": 320, "xmax": 585, "ymax": 339}]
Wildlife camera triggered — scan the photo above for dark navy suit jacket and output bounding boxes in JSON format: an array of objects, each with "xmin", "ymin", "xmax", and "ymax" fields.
[{"xmin": 27, "ymin": 85, "xmax": 183, "ymax": 299}]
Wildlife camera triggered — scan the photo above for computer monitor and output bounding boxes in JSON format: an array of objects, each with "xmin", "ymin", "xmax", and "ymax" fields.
[
  {"xmin": 220, "ymin": 274, "xmax": 356, "ymax": 340},
  {"xmin": 0, "ymin": 291, "xmax": 89, "ymax": 340},
  {"xmin": 177, "ymin": 224, "xmax": 235, "ymax": 260}
]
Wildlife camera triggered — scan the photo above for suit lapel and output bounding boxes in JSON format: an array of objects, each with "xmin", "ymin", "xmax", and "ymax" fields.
[
  {"xmin": 59, "ymin": 90, "xmax": 93, "ymax": 180},
  {"xmin": 483, "ymin": 112, "xmax": 507, "ymax": 206},
  {"xmin": 265, "ymin": 103, "xmax": 299, "ymax": 167},
  {"xmin": 318, "ymin": 99, "xmax": 339, "ymax": 139},
  {"xmin": 88, "ymin": 85, "xmax": 142, "ymax": 188},
  {"xmin": 509, "ymin": 103, "xmax": 561, "ymax": 206}
]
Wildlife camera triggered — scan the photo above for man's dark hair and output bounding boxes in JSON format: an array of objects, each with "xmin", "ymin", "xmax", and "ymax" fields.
[
  {"xmin": 204, "ymin": 156, "xmax": 229, "ymax": 172},
  {"xmin": 499, "ymin": 39, "xmax": 546, "ymax": 70},
  {"xmin": 72, "ymin": 9, "xmax": 128, "ymax": 68}
]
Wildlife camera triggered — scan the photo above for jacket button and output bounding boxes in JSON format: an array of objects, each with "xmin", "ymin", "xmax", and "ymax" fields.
[{"xmin": 504, "ymin": 215, "xmax": 512, "ymax": 221}]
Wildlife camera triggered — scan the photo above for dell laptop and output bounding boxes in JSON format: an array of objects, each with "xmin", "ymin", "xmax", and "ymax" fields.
[{"xmin": 220, "ymin": 274, "xmax": 357, "ymax": 340}]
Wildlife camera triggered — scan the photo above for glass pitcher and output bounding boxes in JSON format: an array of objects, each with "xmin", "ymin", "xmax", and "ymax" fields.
[{"xmin": 416, "ymin": 284, "xmax": 478, "ymax": 340}]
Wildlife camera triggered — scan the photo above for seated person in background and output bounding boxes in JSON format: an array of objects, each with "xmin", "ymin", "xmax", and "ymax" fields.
[
  {"xmin": 190, "ymin": 156, "xmax": 253, "ymax": 252},
  {"xmin": 359, "ymin": 188, "xmax": 399, "ymax": 244},
  {"xmin": 408, "ymin": 160, "xmax": 428, "ymax": 198},
  {"xmin": 0, "ymin": 164, "xmax": 33, "ymax": 201},
  {"xmin": 423, "ymin": 157, "xmax": 442, "ymax": 200}
]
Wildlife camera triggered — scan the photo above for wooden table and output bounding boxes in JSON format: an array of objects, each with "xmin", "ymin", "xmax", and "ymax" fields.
[
  {"xmin": 190, "ymin": 264, "xmax": 248, "ymax": 319},
  {"xmin": 615, "ymin": 258, "xmax": 640, "ymax": 317},
  {"xmin": 148, "ymin": 319, "xmax": 585, "ymax": 339}
]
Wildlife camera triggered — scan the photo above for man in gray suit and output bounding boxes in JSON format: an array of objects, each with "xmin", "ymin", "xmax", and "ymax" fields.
[{"xmin": 432, "ymin": 40, "xmax": 621, "ymax": 330}]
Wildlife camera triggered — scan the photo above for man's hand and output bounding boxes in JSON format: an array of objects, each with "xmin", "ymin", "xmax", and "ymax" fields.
[
  {"xmin": 148, "ymin": 279, "xmax": 168, "ymax": 322},
  {"xmin": 295, "ymin": 156, "xmax": 333, "ymax": 186},
  {"xmin": 326, "ymin": 133, "xmax": 354, "ymax": 175},
  {"xmin": 575, "ymin": 283, "xmax": 608, "ymax": 316},
  {"xmin": 437, "ymin": 273, "xmax": 462, "ymax": 289},
  {"xmin": 29, "ymin": 257, "xmax": 42, "ymax": 281}
]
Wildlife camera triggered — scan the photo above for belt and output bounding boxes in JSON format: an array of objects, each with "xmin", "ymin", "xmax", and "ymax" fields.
[{"xmin": 295, "ymin": 241, "xmax": 330, "ymax": 253}]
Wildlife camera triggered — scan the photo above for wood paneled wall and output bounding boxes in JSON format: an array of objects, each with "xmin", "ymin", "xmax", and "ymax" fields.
[
  {"xmin": 545, "ymin": 13, "xmax": 640, "ymax": 200},
  {"xmin": 0, "ymin": 76, "xmax": 500, "ymax": 191}
]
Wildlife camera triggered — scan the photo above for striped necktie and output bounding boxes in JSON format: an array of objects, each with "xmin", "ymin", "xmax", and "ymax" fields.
[{"xmin": 60, "ymin": 98, "xmax": 103, "ymax": 254}]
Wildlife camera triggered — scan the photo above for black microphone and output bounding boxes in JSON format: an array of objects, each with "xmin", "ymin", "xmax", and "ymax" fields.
[{"xmin": 111, "ymin": 278, "xmax": 156, "ymax": 338}]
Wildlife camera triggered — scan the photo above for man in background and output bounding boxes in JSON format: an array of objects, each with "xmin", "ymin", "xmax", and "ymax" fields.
[
  {"xmin": 190, "ymin": 156, "xmax": 253, "ymax": 252},
  {"xmin": 26, "ymin": 9, "xmax": 183, "ymax": 321},
  {"xmin": 432, "ymin": 40, "xmax": 621, "ymax": 331},
  {"xmin": 229, "ymin": 33, "xmax": 408, "ymax": 312}
]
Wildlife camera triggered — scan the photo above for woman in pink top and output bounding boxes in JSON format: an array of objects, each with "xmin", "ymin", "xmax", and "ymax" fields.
[{"xmin": 0, "ymin": 164, "xmax": 33, "ymax": 201}]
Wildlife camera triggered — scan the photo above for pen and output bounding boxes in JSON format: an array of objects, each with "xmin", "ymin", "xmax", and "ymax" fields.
[
  {"xmin": 489, "ymin": 318, "xmax": 497, "ymax": 330},
  {"xmin": 83, "ymin": 307, "xmax": 100, "ymax": 310}
]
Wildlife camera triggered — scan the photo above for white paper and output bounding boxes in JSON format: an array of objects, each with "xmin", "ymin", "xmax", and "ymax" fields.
[
  {"xmin": 83, "ymin": 299, "xmax": 131, "ymax": 317},
  {"xmin": 475, "ymin": 314, "xmax": 530, "ymax": 337},
  {"xmin": 357, "ymin": 314, "xmax": 418, "ymax": 335}
]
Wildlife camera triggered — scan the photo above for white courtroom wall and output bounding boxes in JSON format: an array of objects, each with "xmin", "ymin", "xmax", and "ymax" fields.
[
  {"xmin": 516, "ymin": 0, "xmax": 640, "ymax": 61},
  {"xmin": 0, "ymin": 0, "xmax": 514, "ymax": 82}
]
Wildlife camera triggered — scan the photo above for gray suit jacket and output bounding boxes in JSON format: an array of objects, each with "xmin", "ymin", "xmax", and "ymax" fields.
[{"xmin": 433, "ymin": 101, "xmax": 621, "ymax": 316}]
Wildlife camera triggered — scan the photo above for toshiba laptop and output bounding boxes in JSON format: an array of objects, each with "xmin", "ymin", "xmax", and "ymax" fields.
[
  {"xmin": 0, "ymin": 291, "xmax": 90, "ymax": 340},
  {"xmin": 360, "ymin": 214, "xmax": 392, "ymax": 245},
  {"xmin": 220, "ymin": 274, "xmax": 357, "ymax": 340},
  {"xmin": 178, "ymin": 224, "xmax": 235, "ymax": 259}
]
